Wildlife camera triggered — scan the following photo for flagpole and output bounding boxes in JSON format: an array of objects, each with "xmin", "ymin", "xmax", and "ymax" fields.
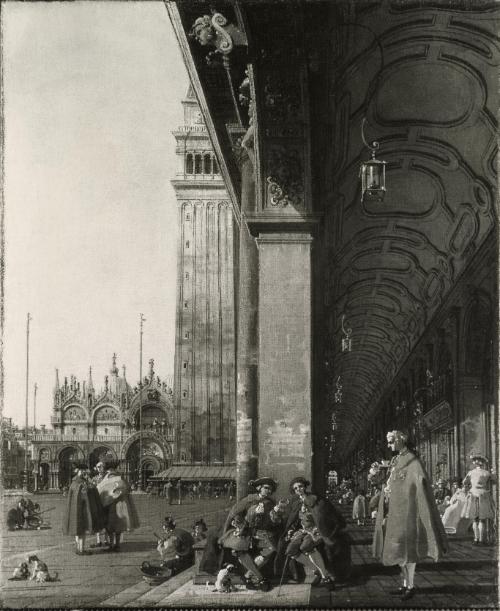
[
  {"xmin": 33, "ymin": 383, "xmax": 38, "ymax": 431},
  {"xmin": 24, "ymin": 313, "xmax": 32, "ymax": 489},
  {"xmin": 139, "ymin": 314, "xmax": 145, "ymax": 489}
]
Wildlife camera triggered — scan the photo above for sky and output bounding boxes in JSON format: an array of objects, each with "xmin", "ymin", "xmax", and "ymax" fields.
[{"xmin": 2, "ymin": 1, "xmax": 189, "ymax": 426}]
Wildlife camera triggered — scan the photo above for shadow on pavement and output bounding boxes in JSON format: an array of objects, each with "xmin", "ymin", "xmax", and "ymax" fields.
[
  {"xmin": 417, "ymin": 584, "xmax": 496, "ymax": 595},
  {"xmin": 419, "ymin": 559, "xmax": 496, "ymax": 571}
]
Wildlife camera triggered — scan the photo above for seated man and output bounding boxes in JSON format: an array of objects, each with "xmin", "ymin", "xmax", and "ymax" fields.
[
  {"xmin": 218, "ymin": 477, "xmax": 287, "ymax": 591},
  {"xmin": 151, "ymin": 517, "xmax": 194, "ymax": 578},
  {"xmin": 276, "ymin": 477, "xmax": 352, "ymax": 588}
]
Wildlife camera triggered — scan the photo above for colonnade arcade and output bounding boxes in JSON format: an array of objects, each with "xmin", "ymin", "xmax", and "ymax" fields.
[{"xmin": 167, "ymin": 0, "xmax": 499, "ymax": 496}]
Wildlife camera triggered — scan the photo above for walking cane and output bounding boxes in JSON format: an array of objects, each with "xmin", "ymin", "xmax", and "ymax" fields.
[{"xmin": 277, "ymin": 556, "xmax": 290, "ymax": 598}]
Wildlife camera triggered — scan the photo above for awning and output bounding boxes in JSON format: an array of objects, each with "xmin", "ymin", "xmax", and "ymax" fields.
[{"xmin": 150, "ymin": 465, "xmax": 236, "ymax": 481}]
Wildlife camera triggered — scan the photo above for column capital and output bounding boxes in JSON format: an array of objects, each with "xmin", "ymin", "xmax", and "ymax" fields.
[
  {"xmin": 243, "ymin": 212, "xmax": 322, "ymax": 237},
  {"xmin": 256, "ymin": 233, "xmax": 314, "ymax": 246}
]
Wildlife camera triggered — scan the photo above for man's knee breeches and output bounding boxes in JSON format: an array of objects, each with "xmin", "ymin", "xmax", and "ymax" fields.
[
  {"xmin": 286, "ymin": 532, "xmax": 319, "ymax": 557},
  {"xmin": 253, "ymin": 530, "xmax": 277, "ymax": 558}
]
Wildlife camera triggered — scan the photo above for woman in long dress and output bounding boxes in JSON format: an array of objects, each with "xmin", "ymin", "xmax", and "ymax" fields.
[
  {"xmin": 462, "ymin": 452, "xmax": 496, "ymax": 545},
  {"xmin": 441, "ymin": 480, "xmax": 470, "ymax": 535}
]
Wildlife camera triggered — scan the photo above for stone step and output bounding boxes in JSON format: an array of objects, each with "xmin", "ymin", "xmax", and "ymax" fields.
[
  {"xmin": 124, "ymin": 567, "xmax": 196, "ymax": 607},
  {"xmin": 99, "ymin": 579, "xmax": 152, "ymax": 607},
  {"xmin": 155, "ymin": 580, "xmax": 312, "ymax": 607}
]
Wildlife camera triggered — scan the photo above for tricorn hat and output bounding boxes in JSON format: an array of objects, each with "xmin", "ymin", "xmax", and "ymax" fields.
[
  {"xmin": 249, "ymin": 477, "xmax": 278, "ymax": 492},
  {"xmin": 163, "ymin": 516, "xmax": 176, "ymax": 530},
  {"xmin": 193, "ymin": 518, "xmax": 207, "ymax": 531},
  {"xmin": 289, "ymin": 476, "xmax": 310, "ymax": 493}
]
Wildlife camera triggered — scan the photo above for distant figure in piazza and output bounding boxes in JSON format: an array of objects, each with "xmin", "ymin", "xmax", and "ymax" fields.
[
  {"xmin": 352, "ymin": 489, "xmax": 368, "ymax": 526},
  {"xmin": 373, "ymin": 431, "xmax": 448, "ymax": 602},
  {"xmin": 461, "ymin": 452, "xmax": 496, "ymax": 545},
  {"xmin": 97, "ymin": 460, "xmax": 140, "ymax": 552},
  {"xmin": 62, "ymin": 463, "xmax": 105, "ymax": 555},
  {"xmin": 275, "ymin": 477, "xmax": 352, "ymax": 589}
]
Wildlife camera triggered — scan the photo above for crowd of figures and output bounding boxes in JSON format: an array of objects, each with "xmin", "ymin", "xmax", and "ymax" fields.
[
  {"xmin": 144, "ymin": 479, "xmax": 236, "ymax": 502},
  {"xmin": 142, "ymin": 475, "xmax": 352, "ymax": 592},
  {"xmin": 62, "ymin": 459, "xmax": 139, "ymax": 554},
  {"xmin": 11, "ymin": 428, "xmax": 494, "ymax": 603}
]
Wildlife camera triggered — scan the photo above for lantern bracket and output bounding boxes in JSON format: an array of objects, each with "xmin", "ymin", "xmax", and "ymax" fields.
[{"xmin": 361, "ymin": 118, "xmax": 379, "ymax": 159}]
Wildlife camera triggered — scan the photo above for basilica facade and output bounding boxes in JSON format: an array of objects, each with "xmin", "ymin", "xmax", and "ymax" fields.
[{"xmin": 29, "ymin": 356, "xmax": 175, "ymax": 490}]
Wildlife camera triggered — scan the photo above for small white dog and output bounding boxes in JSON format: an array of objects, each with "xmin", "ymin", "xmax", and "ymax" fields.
[
  {"xmin": 28, "ymin": 555, "xmax": 58, "ymax": 583},
  {"xmin": 213, "ymin": 563, "xmax": 236, "ymax": 593}
]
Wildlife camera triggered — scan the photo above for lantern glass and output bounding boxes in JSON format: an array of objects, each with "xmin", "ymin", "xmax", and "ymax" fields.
[{"xmin": 361, "ymin": 158, "xmax": 386, "ymax": 201}]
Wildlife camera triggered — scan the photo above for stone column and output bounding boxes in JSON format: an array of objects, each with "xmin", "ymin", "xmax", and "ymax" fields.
[
  {"xmin": 235, "ymin": 155, "xmax": 259, "ymax": 499},
  {"xmin": 255, "ymin": 232, "xmax": 313, "ymax": 496}
]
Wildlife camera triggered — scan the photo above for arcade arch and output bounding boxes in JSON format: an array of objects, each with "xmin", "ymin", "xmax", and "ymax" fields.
[{"xmin": 58, "ymin": 445, "xmax": 85, "ymax": 487}]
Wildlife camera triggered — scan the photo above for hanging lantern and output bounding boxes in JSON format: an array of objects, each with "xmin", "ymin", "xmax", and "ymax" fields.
[{"xmin": 360, "ymin": 119, "xmax": 386, "ymax": 202}]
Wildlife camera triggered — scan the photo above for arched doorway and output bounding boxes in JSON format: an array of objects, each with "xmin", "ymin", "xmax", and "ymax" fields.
[
  {"xmin": 141, "ymin": 459, "xmax": 156, "ymax": 489},
  {"xmin": 39, "ymin": 463, "xmax": 50, "ymax": 490},
  {"xmin": 59, "ymin": 447, "xmax": 80, "ymax": 488},
  {"xmin": 125, "ymin": 438, "xmax": 164, "ymax": 490}
]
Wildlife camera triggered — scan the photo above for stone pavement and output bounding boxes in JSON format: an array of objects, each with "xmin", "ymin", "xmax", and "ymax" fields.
[
  {"xmin": 1, "ymin": 492, "xmax": 230, "ymax": 608},
  {"xmin": 1, "ymin": 493, "xmax": 498, "ymax": 608}
]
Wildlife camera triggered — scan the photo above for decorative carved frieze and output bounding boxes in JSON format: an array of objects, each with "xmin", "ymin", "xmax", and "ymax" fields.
[
  {"xmin": 265, "ymin": 146, "xmax": 304, "ymax": 208},
  {"xmin": 423, "ymin": 400, "xmax": 452, "ymax": 431}
]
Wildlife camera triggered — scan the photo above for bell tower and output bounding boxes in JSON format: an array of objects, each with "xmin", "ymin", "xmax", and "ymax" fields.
[{"xmin": 171, "ymin": 85, "xmax": 236, "ymax": 465}]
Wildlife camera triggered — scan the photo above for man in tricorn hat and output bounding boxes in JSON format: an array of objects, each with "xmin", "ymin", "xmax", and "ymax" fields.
[
  {"xmin": 62, "ymin": 462, "xmax": 105, "ymax": 555},
  {"xmin": 218, "ymin": 477, "xmax": 288, "ymax": 591},
  {"xmin": 275, "ymin": 476, "xmax": 351, "ymax": 589}
]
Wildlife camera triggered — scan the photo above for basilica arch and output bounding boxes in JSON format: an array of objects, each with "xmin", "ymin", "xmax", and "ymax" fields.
[
  {"xmin": 121, "ymin": 431, "xmax": 172, "ymax": 486},
  {"xmin": 58, "ymin": 445, "xmax": 86, "ymax": 487}
]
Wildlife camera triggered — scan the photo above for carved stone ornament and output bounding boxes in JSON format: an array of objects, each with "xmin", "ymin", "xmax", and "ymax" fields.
[
  {"xmin": 190, "ymin": 12, "xmax": 246, "ymax": 63},
  {"xmin": 65, "ymin": 406, "xmax": 85, "ymax": 421},
  {"xmin": 147, "ymin": 389, "xmax": 160, "ymax": 402},
  {"xmin": 265, "ymin": 147, "xmax": 304, "ymax": 208},
  {"xmin": 96, "ymin": 407, "xmax": 119, "ymax": 420},
  {"xmin": 267, "ymin": 177, "xmax": 290, "ymax": 207}
]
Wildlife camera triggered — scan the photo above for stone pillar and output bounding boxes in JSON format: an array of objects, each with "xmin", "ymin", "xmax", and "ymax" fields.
[
  {"xmin": 256, "ymin": 233, "xmax": 313, "ymax": 496},
  {"xmin": 235, "ymin": 155, "xmax": 259, "ymax": 499}
]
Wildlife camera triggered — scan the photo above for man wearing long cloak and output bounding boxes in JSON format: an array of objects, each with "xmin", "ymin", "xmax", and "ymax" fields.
[
  {"xmin": 372, "ymin": 431, "xmax": 448, "ymax": 601},
  {"xmin": 62, "ymin": 463, "xmax": 105, "ymax": 555}
]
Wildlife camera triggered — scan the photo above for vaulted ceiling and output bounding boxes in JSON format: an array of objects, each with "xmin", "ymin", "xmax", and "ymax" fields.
[{"xmin": 169, "ymin": 0, "xmax": 498, "ymax": 460}]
